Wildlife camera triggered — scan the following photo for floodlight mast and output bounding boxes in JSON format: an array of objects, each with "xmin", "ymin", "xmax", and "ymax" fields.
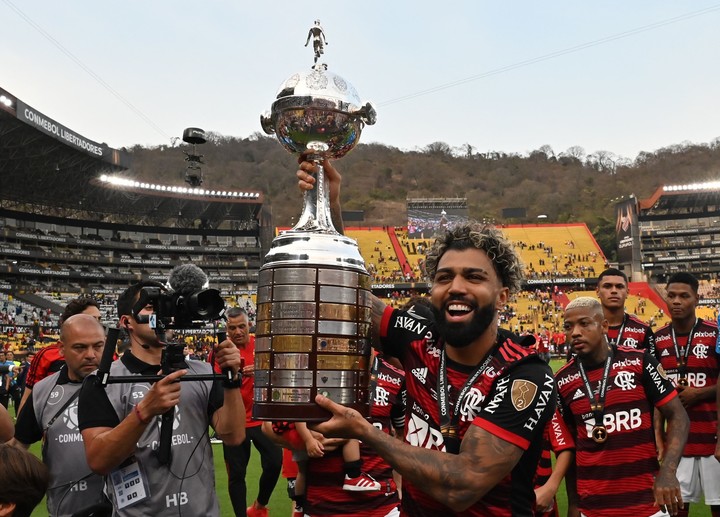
[{"xmin": 182, "ymin": 127, "xmax": 207, "ymax": 187}]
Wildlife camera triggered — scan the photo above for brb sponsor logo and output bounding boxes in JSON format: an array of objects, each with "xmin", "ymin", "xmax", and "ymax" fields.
[
  {"xmin": 669, "ymin": 371, "xmax": 707, "ymax": 388},
  {"xmin": 584, "ymin": 408, "xmax": 642, "ymax": 437}
]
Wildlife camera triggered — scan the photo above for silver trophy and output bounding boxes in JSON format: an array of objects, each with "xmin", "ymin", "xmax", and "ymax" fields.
[{"xmin": 255, "ymin": 24, "xmax": 376, "ymax": 421}]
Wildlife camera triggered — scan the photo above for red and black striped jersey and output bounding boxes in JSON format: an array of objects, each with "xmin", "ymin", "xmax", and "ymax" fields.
[
  {"xmin": 654, "ymin": 318, "xmax": 719, "ymax": 457},
  {"xmin": 305, "ymin": 448, "xmax": 399, "ymax": 517},
  {"xmin": 363, "ymin": 356, "xmax": 405, "ymax": 492},
  {"xmin": 24, "ymin": 342, "xmax": 64, "ymax": 388},
  {"xmin": 534, "ymin": 408, "xmax": 575, "ymax": 489},
  {"xmin": 556, "ymin": 347, "xmax": 677, "ymax": 516},
  {"xmin": 606, "ymin": 313, "xmax": 655, "ymax": 355},
  {"xmin": 304, "ymin": 355, "xmax": 404, "ymax": 516},
  {"xmin": 381, "ymin": 306, "xmax": 555, "ymax": 517}
]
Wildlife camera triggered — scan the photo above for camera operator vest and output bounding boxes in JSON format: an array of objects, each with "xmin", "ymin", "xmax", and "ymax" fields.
[
  {"xmin": 32, "ymin": 369, "xmax": 106, "ymax": 517},
  {"xmin": 101, "ymin": 358, "xmax": 220, "ymax": 516}
]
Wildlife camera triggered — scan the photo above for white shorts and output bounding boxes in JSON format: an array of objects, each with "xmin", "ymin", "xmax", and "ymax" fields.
[
  {"xmin": 581, "ymin": 511, "xmax": 668, "ymax": 517},
  {"xmin": 677, "ymin": 455, "xmax": 720, "ymax": 504}
]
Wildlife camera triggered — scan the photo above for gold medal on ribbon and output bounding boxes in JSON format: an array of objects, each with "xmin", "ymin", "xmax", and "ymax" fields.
[
  {"xmin": 677, "ymin": 377, "xmax": 689, "ymax": 387},
  {"xmin": 591, "ymin": 425, "xmax": 608, "ymax": 443}
]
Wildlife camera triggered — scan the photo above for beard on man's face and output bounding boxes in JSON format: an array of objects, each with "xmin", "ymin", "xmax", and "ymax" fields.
[{"xmin": 432, "ymin": 298, "xmax": 497, "ymax": 349}]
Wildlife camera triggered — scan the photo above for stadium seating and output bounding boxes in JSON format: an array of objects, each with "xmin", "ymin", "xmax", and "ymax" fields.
[
  {"xmin": 398, "ymin": 223, "xmax": 607, "ymax": 281},
  {"xmin": 500, "ymin": 224, "xmax": 605, "ymax": 279},
  {"xmin": 566, "ymin": 290, "xmax": 670, "ymax": 330},
  {"xmin": 2, "ymin": 219, "xmax": 711, "ymax": 355},
  {"xmin": 346, "ymin": 228, "xmax": 408, "ymax": 283}
]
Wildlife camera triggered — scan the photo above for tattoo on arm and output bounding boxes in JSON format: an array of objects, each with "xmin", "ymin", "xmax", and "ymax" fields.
[
  {"xmin": 365, "ymin": 424, "xmax": 523, "ymax": 511},
  {"xmin": 657, "ymin": 397, "xmax": 689, "ymax": 473}
]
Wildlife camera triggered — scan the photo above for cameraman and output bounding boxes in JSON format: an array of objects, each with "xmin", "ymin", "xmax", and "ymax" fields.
[{"xmin": 78, "ymin": 280, "xmax": 245, "ymax": 516}]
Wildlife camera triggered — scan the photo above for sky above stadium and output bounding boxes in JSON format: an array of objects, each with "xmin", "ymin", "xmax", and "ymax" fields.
[{"xmin": 3, "ymin": 1, "xmax": 720, "ymax": 160}]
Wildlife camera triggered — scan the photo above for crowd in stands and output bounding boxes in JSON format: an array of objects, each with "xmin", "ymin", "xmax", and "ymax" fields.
[
  {"xmin": 6, "ymin": 216, "xmax": 720, "ymax": 515},
  {"xmin": 3, "ymin": 222, "xmax": 259, "ymax": 247},
  {"xmin": 397, "ymin": 227, "xmax": 607, "ymax": 284}
]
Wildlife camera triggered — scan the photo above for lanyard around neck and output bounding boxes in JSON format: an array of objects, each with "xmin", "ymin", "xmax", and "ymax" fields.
[
  {"xmin": 671, "ymin": 318, "xmax": 700, "ymax": 382},
  {"xmin": 577, "ymin": 347, "xmax": 613, "ymax": 442},
  {"xmin": 437, "ymin": 341, "xmax": 494, "ymax": 454}
]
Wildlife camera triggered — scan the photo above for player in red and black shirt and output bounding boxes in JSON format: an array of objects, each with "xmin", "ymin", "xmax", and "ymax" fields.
[
  {"xmin": 533, "ymin": 408, "xmax": 574, "ymax": 517},
  {"xmin": 263, "ymin": 353, "xmax": 405, "ymax": 517},
  {"xmin": 654, "ymin": 272, "xmax": 720, "ymax": 517},
  {"xmin": 557, "ymin": 296, "xmax": 688, "ymax": 517},
  {"xmin": 356, "ymin": 304, "xmax": 554, "ymax": 517},
  {"xmin": 306, "ymin": 354, "xmax": 404, "ymax": 517},
  {"xmin": 293, "ymin": 160, "xmax": 557, "ymax": 516},
  {"xmin": 596, "ymin": 268, "xmax": 655, "ymax": 354}
]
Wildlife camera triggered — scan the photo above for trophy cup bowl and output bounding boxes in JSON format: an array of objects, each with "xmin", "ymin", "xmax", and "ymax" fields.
[
  {"xmin": 260, "ymin": 68, "xmax": 376, "ymax": 162},
  {"xmin": 254, "ymin": 64, "xmax": 376, "ymax": 421}
]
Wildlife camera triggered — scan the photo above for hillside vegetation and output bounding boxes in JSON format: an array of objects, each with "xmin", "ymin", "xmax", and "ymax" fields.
[{"xmin": 126, "ymin": 135, "xmax": 720, "ymax": 261}]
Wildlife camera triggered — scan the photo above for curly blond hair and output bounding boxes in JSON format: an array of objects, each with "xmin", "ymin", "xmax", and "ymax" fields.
[{"xmin": 424, "ymin": 222, "xmax": 524, "ymax": 294}]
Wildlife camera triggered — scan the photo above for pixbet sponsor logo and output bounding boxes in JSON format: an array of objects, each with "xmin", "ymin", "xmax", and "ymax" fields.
[
  {"xmin": 557, "ymin": 371, "xmax": 580, "ymax": 388},
  {"xmin": 612, "ymin": 357, "xmax": 641, "ymax": 370},
  {"xmin": 693, "ymin": 331, "xmax": 716, "ymax": 339},
  {"xmin": 378, "ymin": 371, "xmax": 402, "ymax": 386}
]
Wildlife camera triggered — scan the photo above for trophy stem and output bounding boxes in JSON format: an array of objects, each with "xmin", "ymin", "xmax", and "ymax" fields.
[{"xmin": 292, "ymin": 154, "xmax": 338, "ymax": 234}]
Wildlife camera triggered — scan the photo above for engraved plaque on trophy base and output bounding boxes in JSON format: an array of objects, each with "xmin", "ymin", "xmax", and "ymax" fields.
[{"xmin": 252, "ymin": 248, "xmax": 373, "ymax": 421}]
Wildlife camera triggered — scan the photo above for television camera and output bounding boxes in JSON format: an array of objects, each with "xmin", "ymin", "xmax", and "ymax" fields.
[{"xmin": 96, "ymin": 264, "xmax": 229, "ymax": 465}]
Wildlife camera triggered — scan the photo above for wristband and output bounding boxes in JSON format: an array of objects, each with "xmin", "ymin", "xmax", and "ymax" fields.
[
  {"xmin": 134, "ymin": 405, "xmax": 152, "ymax": 425},
  {"xmin": 222, "ymin": 373, "xmax": 242, "ymax": 389}
]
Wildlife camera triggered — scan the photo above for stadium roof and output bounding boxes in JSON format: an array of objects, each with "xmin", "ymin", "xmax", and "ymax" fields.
[
  {"xmin": 0, "ymin": 86, "xmax": 263, "ymax": 228},
  {"xmin": 639, "ymin": 183, "xmax": 720, "ymax": 212}
]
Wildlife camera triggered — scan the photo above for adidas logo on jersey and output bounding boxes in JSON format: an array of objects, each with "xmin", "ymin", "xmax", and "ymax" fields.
[
  {"xmin": 412, "ymin": 367, "xmax": 428, "ymax": 384},
  {"xmin": 572, "ymin": 388, "xmax": 584, "ymax": 400},
  {"xmin": 661, "ymin": 349, "xmax": 670, "ymax": 357}
]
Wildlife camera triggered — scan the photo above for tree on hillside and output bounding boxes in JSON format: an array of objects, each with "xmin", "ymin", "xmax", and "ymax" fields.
[
  {"xmin": 424, "ymin": 141, "xmax": 452, "ymax": 157},
  {"xmin": 126, "ymin": 134, "xmax": 720, "ymax": 235}
]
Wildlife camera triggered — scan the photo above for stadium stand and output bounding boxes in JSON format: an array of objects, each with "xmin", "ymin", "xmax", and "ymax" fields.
[
  {"xmin": 620, "ymin": 183, "xmax": 720, "ymax": 281},
  {"xmin": 346, "ymin": 227, "xmax": 409, "ymax": 283},
  {"xmin": 0, "ymin": 86, "xmax": 264, "ymax": 353},
  {"xmin": 2, "ymin": 84, "xmax": 714, "ymax": 361},
  {"xmin": 500, "ymin": 223, "xmax": 606, "ymax": 279},
  {"xmin": 566, "ymin": 290, "xmax": 670, "ymax": 330}
]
